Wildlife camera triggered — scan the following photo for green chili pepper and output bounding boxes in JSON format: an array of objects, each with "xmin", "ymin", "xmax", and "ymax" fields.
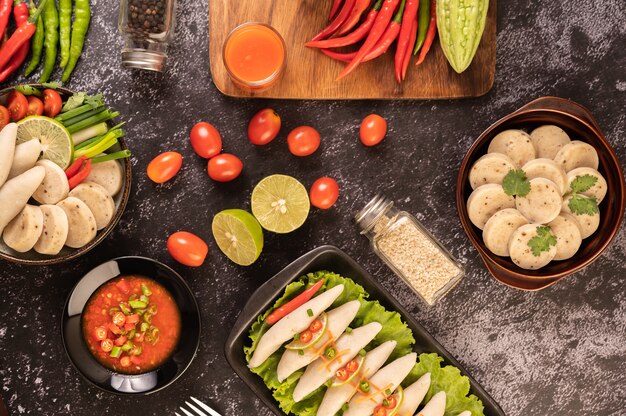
[
  {"xmin": 143, "ymin": 313, "xmax": 152, "ymax": 324},
  {"xmin": 131, "ymin": 345, "xmax": 142, "ymax": 356},
  {"xmin": 119, "ymin": 302, "xmax": 131, "ymax": 314},
  {"xmin": 139, "ymin": 295, "xmax": 149, "ymax": 304},
  {"xmin": 109, "ymin": 346, "xmax": 122, "ymax": 358},
  {"xmin": 413, "ymin": 0, "xmax": 430, "ymax": 54},
  {"xmin": 108, "ymin": 307, "xmax": 120, "ymax": 316},
  {"xmin": 24, "ymin": 1, "xmax": 44, "ymax": 77},
  {"xmin": 128, "ymin": 293, "xmax": 137, "ymax": 302},
  {"xmin": 129, "ymin": 300, "xmax": 147, "ymax": 309},
  {"xmin": 121, "ymin": 341, "xmax": 133, "ymax": 352},
  {"xmin": 62, "ymin": 0, "xmax": 90, "ymax": 82},
  {"xmin": 141, "ymin": 284, "xmax": 152, "ymax": 296},
  {"xmin": 58, "ymin": 0, "xmax": 71, "ymax": 67},
  {"xmin": 127, "ymin": 329, "xmax": 135, "ymax": 340},
  {"xmin": 39, "ymin": 0, "xmax": 58, "ymax": 83},
  {"xmin": 147, "ymin": 304, "xmax": 157, "ymax": 315},
  {"xmin": 140, "ymin": 322, "xmax": 149, "ymax": 333}
]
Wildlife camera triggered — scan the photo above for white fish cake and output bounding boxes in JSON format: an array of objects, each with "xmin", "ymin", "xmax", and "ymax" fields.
[
  {"xmin": 522, "ymin": 158, "xmax": 568, "ymax": 195},
  {"xmin": 488, "ymin": 129, "xmax": 536, "ymax": 168},
  {"xmin": 0, "ymin": 166, "xmax": 45, "ymax": 233},
  {"xmin": 33, "ymin": 160, "xmax": 70, "ymax": 204},
  {"xmin": 515, "ymin": 178, "xmax": 561, "ymax": 224},
  {"xmin": 34, "ymin": 205, "xmax": 69, "ymax": 255},
  {"xmin": 482, "ymin": 208, "xmax": 529, "ymax": 256},
  {"xmin": 561, "ymin": 195, "xmax": 600, "ymax": 239},
  {"xmin": 509, "ymin": 224, "xmax": 557, "ymax": 270},
  {"xmin": 566, "ymin": 167, "xmax": 607, "ymax": 203},
  {"xmin": 530, "ymin": 125, "xmax": 571, "ymax": 159},
  {"xmin": 548, "ymin": 214, "xmax": 582, "ymax": 261},
  {"xmin": 56, "ymin": 197, "xmax": 97, "ymax": 248},
  {"xmin": 2, "ymin": 205, "xmax": 43, "ymax": 252},
  {"xmin": 395, "ymin": 373, "xmax": 431, "ymax": 416},
  {"xmin": 468, "ymin": 153, "xmax": 516, "ymax": 189},
  {"xmin": 86, "ymin": 158, "xmax": 124, "ymax": 196},
  {"xmin": 69, "ymin": 181, "xmax": 116, "ymax": 230},
  {"xmin": 8, "ymin": 139, "xmax": 41, "ymax": 179},
  {"xmin": 554, "ymin": 140, "xmax": 599, "ymax": 172},
  {"xmin": 466, "ymin": 184, "xmax": 515, "ymax": 230},
  {"xmin": 416, "ymin": 391, "xmax": 446, "ymax": 416}
]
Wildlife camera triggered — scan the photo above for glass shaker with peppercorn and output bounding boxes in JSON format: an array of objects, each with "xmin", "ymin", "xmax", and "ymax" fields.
[{"xmin": 118, "ymin": 0, "xmax": 176, "ymax": 72}]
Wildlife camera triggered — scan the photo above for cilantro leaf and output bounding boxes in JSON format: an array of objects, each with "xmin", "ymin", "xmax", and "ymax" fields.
[
  {"xmin": 502, "ymin": 169, "xmax": 531, "ymax": 197},
  {"xmin": 528, "ymin": 226, "xmax": 557, "ymax": 257},
  {"xmin": 41, "ymin": 81, "xmax": 61, "ymax": 90},
  {"xmin": 570, "ymin": 174, "xmax": 598, "ymax": 193},
  {"xmin": 569, "ymin": 194, "xmax": 599, "ymax": 215},
  {"xmin": 61, "ymin": 92, "xmax": 86, "ymax": 112}
]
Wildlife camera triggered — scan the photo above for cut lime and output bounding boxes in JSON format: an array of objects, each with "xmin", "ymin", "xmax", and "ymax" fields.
[
  {"xmin": 331, "ymin": 355, "xmax": 365, "ymax": 387},
  {"xmin": 212, "ymin": 209, "xmax": 263, "ymax": 266},
  {"xmin": 251, "ymin": 174, "xmax": 310, "ymax": 234},
  {"xmin": 16, "ymin": 116, "xmax": 73, "ymax": 169},
  {"xmin": 285, "ymin": 312, "xmax": 328, "ymax": 350},
  {"xmin": 387, "ymin": 386, "xmax": 404, "ymax": 416}
]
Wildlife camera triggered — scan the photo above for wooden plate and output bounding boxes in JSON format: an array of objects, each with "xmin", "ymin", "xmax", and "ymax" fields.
[{"xmin": 209, "ymin": 0, "xmax": 496, "ymax": 100}]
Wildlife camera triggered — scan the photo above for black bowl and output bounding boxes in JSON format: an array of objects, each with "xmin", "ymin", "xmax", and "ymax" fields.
[
  {"xmin": 62, "ymin": 256, "xmax": 201, "ymax": 395},
  {"xmin": 225, "ymin": 245, "xmax": 505, "ymax": 416}
]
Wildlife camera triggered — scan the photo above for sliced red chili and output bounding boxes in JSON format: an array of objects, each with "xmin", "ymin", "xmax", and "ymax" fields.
[
  {"xmin": 112, "ymin": 312, "xmax": 126, "ymax": 327},
  {"xmin": 345, "ymin": 359, "xmax": 359, "ymax": 373},
  {"xmin": 100, "ymin": 339, "xmax": 113, "ymax": 352},
  {"xmin": 94, "ymin": 326, "xmax": 107, "ymax": 341},
  {"xmin": 299, "ymin": 330, "xmax": 313, "ymax": 344},
  {"xmin": 119, "ymin": 356, "xmax": 131, "ymax": 367},
  {"xmin": 309, "ymin": 319, "xmax": 323, "ymax": 332},
  {"xmin": 335, "ymin": 368, "xmax": 349, "ymax": 381}
]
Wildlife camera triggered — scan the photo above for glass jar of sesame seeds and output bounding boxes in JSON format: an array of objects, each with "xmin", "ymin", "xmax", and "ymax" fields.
[{"xmin": 355, "ymin": 195, "xmax": 465, "ymax": 305}]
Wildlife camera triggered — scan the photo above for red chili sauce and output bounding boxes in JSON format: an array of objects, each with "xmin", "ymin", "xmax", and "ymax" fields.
[{"xmin": 82, "ymin": 275, "xmax": 181, "ymax": 374}]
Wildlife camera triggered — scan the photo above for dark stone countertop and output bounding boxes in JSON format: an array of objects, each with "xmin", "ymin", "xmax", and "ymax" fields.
[{"xmin": 1, "ymin": 0, "xmax": 625, "ymax": 415}]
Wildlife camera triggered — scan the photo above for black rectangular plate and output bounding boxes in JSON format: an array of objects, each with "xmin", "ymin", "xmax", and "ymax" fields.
[{"xmin": 225, "ymin": 245, "xmax": 505, "ymax": 416}]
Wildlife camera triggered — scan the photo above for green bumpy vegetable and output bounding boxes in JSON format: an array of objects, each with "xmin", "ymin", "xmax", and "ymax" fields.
[
  {"xmin": 62, "ymin": 0, "xmax": 90, "ymax": 82},
  {"xmin": 39, "ymin": 0, "xmax": 59, "ymax": 82},
  {"xmin": 437, "ymin": 0, "xmax": 489, "ymax": 73},
  {"xmin": 24, "ymin": 1, "xmax": 44, "ymax": 77},
  {"xmin": 59, "ymin": 0, "xmax": 72, "ymax": 67},
  {"xmin": 245, "ymin": 271, "xmax": 485, "ymax": 416}
]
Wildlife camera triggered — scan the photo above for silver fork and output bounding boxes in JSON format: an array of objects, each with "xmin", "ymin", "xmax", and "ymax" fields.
[{"xmin": 176, "ymin": 396, "xmax": 222, "ymax": 416}]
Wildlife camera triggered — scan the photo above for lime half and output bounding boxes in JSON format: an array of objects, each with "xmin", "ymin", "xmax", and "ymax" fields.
[
  {"xmin": 17, "ymin": 116, "xmax": 73, "ymax": 169},
  {"xmin": 285, "ymin": 312, "xmax": 328, "ymax": 350},
  {"xmin": 251, "ymin": 174, "xmax": 310, "ymax": 234},
  {"xmin": 212, "ymin": 209, "xmax": 264, "ymax": 266}
]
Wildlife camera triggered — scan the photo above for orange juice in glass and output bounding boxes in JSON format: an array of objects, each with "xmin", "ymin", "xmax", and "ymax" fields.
[{"xmin": 223, "ymin": 23, "xmax": 286, "ymax": 92}]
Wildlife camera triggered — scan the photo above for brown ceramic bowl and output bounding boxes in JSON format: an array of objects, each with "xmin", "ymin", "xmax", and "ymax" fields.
[
  {"xmin": 0, "ymin": 85, "xmax": 131, "ymax": 266},
  {"xmin": 457, "ymin": 97, "xmax": 625, "ymax": 290}
]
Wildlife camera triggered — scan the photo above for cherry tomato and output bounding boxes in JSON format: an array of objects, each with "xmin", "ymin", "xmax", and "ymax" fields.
[
  {"xmin": 26, "ymin": 96, "xmax": 44, "ymax": 116},
  {"xmin": 287, "ymin": 126, "xmax": 320, "ymax": 156},
  {"xmin": 373, "ymin": 405, "xmax": 387, "ymax": 416},
  {"xmin": 309, "ymin": 319, "xmax": 323, "ymax": 332},
  {"xmin": 167, "ymin": 231, "xmax": 209, "ymax": 267},
  {"xmin": 383, "ymin": 395, "xmax": 397, "ymax": 409},
  {"xmin": 120, "ymin": 356, "xmax": 131, "ymax": 367},
  {"xmin": 147, "ymin": 151, "xmax": 183, "ymax": 183},
  {"xmin": 248, "ymin": 108, "xmax": 281, "ymax": 145},
  {"xmin": 7, "ymin": 91, "xmax": 28, "ymax": 121},
  {"xmin": 94, "ymin": 326, "xmax": 107, "ymax": 341},
  {"xmin": 207, "ymin": 153, "xmax": 243, "ymax": 182},
  {"xmin": 309, "ymin": 177, "xmax": 339, "ymax": 209},
  {"xmin": 345, "ymin": 359, "xmax": 359, "ymax": 373},
  {"xmin": 299, "ymin": 330, "xmax": 313, "ymax": 344},
  {"xmin": 115, "ymin": 279, "xmax": 130, "ymax": 294},
  {"xmin": 100, "ymin": 339, "xmax": 114, "ymax": 352},
  {"xmin": 43, "ymin": 89, "xmax": 62, "ymax": 118},
  {"xmin": 0, "ymin": 105, "xmax": 10, "ymax": 130},
  {"xmin": 335, "ymin": 368, "xmax": 350, "ymax": 381},
  {"xmin": 112, "ymin": 312, "xmax": 126, "ymax": 326},
  {"xmin": 190, "ymin": 122, "xmax": 222, "ymax": 158},
  {"xmin": 360, "ymin": 114, "xmax": 387, "ymax": 147}
]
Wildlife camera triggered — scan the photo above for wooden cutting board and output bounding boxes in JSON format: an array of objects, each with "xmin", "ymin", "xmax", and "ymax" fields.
[{"xmin": 209, "ymin": 0, "xmax": 496, "ymax": 100}]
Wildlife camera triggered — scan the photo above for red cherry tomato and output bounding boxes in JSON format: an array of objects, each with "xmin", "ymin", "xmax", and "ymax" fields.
[
  {"xmin": 287, "ymin": 126, "xmax": 321, "ymax": 156},
  {"xmin": 147, "ymin": 151, "xmax": 183, "ymax": 183},
  {"xmin": 100, "ymin": 339, "xmax": 114, "ymax": 352},
  {"xmin": 26, "ymin": 96, "xmax": 44, "ymax": 116},
  {"xmin": 0, "ymin": 105, "xmax": 10, "ymax": 130},
  {"xmin": 360, "ymin": 114, "xmax": 387, "ymax": 146},
  {"xmin": 7, "ymin": 91, "xmax": 28, "ymax": 121},
  {"xmin": 383, "ymin": 395, "xmax": 397, "ymax": 409},
  {"xmin": 309, "ymin": 319, "xmax": 323, "ymax": 332},
  {"xmin": 190, "ymin": 122, "xmax": 222, "ymax": 158},
  {"xmin": 248, "ymin": 108, "xmax": 281, "ymax": 145},
  {"xmin": 309, "ymin": 177, "xmax": 339, "ymax": 209},
  {"xmin": 167, "ymin": 231, "xmax": 209, "ymax": 267},
  {"xmin": 207, "ymin": 153, "xmax": 243, "ymax": 182},
  {"xmin": 43, "ymin": 89, "xmax": 62, "ymax": 118},
  {"xmin": 112, "ymin": 312, "xmax": 126, "ymax": 326},
  {"xmin": 299, "ymin": 330, "xmax": 313, "ymax": 344},
  {"xmin": 335, "ymin": 368, "xmax": 350, "ymax": 381},
  {"xmin": 345, "ymin": 359, "xmax": 359, "ymax": 373},
  {"xmin": 373, "ymin": 405, "xmax": 387, "ymax": 416}
]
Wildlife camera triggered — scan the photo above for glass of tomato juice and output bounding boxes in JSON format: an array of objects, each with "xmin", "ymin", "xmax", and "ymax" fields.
[{"xmin": 222, "ymin": 23, "xmax": 286, "ymax": 92}]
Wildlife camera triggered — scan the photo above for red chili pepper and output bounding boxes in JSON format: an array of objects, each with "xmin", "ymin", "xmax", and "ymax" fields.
[
  {"xmin": 0, "ymin": 0, "xmax": 30, "ymax": 82},
  {"xmin": 311, "ymin": 0, "xmax": 356, "ymax": 42},
  {"xmin": 305, "ymin": 1, "xmax": 381, "ymax": 49},
  {"xmin": 0, "ymin": 0, "xmax": 12, "ymax": 41},
  {"xmin": 329, "ymin": 0, "xmax": 343, "ymax": 21},
  {"xmin": 401, "ymin": 17, "xmax": 418, "ymax": 80},
  {"xmin": 337, "ymin": 0, "xmax": 400, "ymax": 80},
  {"xmin": 0, "ymin": 0, "xmax": 47, "ymax": 71},
  {"xmin": 416, "ymin": 0, "xmax": 436, "ymax": 65},
  {"xmin": 394, "ymin": 0, "xmax": 418, "ymax": 82},
  {"xmin": 337, "ymin": 0, "xmax": 371, "ymax": 35},
  {"xmin": 265, "ymin": 279, "xmax": 325, "ymax": 325},
  {"xmin": 68, "ymin": 158, "xmax": 92, "ymax": 190},
  {"xmin": 65, "ymin": 156, "xmax": 87, "ymax": 179}
]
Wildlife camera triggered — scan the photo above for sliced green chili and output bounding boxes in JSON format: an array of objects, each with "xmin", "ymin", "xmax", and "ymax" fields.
[
  {"xmin": 121, "ymin": 341, "xmax": 133, "ymax": 352},
  {"xmin": 129, "ymin": 300, "xmax": 146, "ymax": 309},
  {"xmin": 140, "ymin": 322, "xmax": 149, "ymax": 333},
  {"xmin": 109, "ymin": 346, "xmax": 122, "ymax": 358},
  {"xmin": 141, "ymin": 284, "xmax": 152, "ymax": 296},
  {"xmin": 139, "ymin": 295, "xmax": 149, "ymax": 304},
  {"xmin": 119, "ymin": 303, "xmax": 131, "ymax": 314},
  {"xmin": 143, "ymin": 313, "xmax": 152, "ymax": 324}
]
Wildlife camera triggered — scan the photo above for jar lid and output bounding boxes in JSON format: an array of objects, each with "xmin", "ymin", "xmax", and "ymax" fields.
[
  {"xmin": 354, "ymin": 194, "xmax": 393, "ymax": 234},
  {"xmin": 122, "ymin": 50, "xmax": 167, "ymax": 72}
]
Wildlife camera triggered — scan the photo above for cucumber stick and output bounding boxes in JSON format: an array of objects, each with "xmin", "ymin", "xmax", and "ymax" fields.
[{"xmin": 437, "ymin": 0, "xmax": 489, "ymax": 73}]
